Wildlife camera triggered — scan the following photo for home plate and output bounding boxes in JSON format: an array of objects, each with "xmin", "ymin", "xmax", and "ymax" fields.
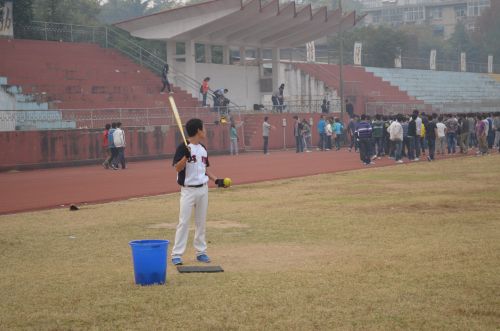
[{"xmin": 176, "ymin": 265, "xmax": 224, "ymax": 273}]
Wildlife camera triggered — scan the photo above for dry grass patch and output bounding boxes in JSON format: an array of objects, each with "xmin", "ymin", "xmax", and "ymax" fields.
[{"xmin": 0, "ymin": 156, "xmax": 499, "ymax": 330}]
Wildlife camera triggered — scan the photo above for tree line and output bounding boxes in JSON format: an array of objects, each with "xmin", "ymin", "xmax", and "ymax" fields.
[{"xmin": 2, "ymin": 0, "xmax": 499, "ymax": 68}]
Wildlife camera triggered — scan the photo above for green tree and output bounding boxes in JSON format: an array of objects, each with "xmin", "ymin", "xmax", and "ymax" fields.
[
  {"xmin": 98, "ymin": 0, "xmax": 148, "ymax": 24},
  {"xmin": 98, "ymin": 0, "xmax": 180, "ymax": 24},
  {"xmin": 399, "ymin": 25, "xmax": 446, "ymax": 59},
  {"xmin": 32, "ymin": 0, "xmax": 100, "ymax": 25},
  {"xmin": 0, "ymin": 0, "xmax": 33, "ymax": 36},
  {"xmin": 475, "ymin": 0, "xmax": 500, "ymax": 63},
  {"xmin": 329, "ymin": 26, "xmax": 410, "ymax": 67},
  {"xmin": 145, "ymin": 0, "xmax": 181, "ymax": 14}
]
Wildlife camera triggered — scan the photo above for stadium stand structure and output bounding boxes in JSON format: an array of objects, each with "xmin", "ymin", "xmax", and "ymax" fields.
[
  {"xmin": 0, "ymin": 39, "xmax": 199, "ymax": 111},
  {"xmin": 0, "ymin": 76, "xmax": 76, "ymax": 131},
  {"xmin": 294, "ymin": 63, "xmax": 424, "ymax": 115},
  {"xmin": 364, "ymin": 67, "xmax": 500, "ymax": 109}
]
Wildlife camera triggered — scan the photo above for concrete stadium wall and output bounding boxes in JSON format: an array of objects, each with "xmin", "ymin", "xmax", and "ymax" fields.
[
  {"xmin": 195, "ymin": 63, "xmax": 261, "ymax": 109},
  {"xmin": 0, "ymin": 123, "xmax": 229, "ymax": 171},
  {"xmin": 175, "ymin": 62, "xmax": 331, "ymax": 110},
  {"xmin": 0, "ymin": 113, "xmax": 333, "ymax": 171}
]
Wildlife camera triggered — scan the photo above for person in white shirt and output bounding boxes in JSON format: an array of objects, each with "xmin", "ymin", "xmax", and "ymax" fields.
[
  {"xmin": 262, "ymin": 116, "xmax": 275, "ymax": 155},
  {"xmin": 414, "ymin": 110, "xmax": 423, "ymax": 158},
  {"xmin": 435, "ymin": 116, "xmax": 447, "ymax": 154},
  {"xmin": 112, "ymin": 122, "xmax": 126, "ymax": 169},
  {"xmin": 387, "ymin": 115, "xmax": 404, "ymax": 163},
  {"xmin": 170, "ymin": 118, "xmax": 227, "ymax": 266}
]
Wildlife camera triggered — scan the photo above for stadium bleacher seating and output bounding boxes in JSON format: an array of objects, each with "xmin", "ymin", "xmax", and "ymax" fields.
[
  {"xmin": 0, "ymin": 39, "xmax": 199, "ymax": 111},
  {"xmin": 364, "ymin": 67, "xmax": 500, "ymax": 105},
  {"xmin": 0, "ymin": 75, "xmax": 76, "ymax": 130},
  {"xmin": 294, "ymin": 63, "xmax": 423, "ymax": 102}
]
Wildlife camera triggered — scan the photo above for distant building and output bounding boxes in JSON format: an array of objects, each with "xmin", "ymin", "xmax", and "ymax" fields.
[{"xmin": 360, "ymin": 0, "xmax": 490, "ymax": 38}]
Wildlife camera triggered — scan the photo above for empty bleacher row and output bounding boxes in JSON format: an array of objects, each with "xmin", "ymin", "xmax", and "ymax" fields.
[{"xmin": 364, "ymin": 67, "xmax": 500, "ymax": 105}]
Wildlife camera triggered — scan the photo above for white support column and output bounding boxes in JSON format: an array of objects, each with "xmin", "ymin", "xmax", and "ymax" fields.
[
  {"xmin": 239, "ymin": 46, "xmax": 246, "ymax": 66},
  {"xmin": 185, "ymin": 40, "xmax": 196, "ymax": 95},
  {"xmin": 166, "ymin": 40, "xmax": 176, "ymax": 87},
  {"xmin": 166, "ymin": 40, "xmax": 176, "ymax": 67},
  {"xmin": 296, "ymin": 67, "xmax": 302, "ymax": 104},
  {"xmin": 223, "ymin": 45, "xmax": 230, "ymax": 65},
  {"xmin": 256, "ymin": 48, "xmax": 263, "ymax": 76},
  {"xmin": 205, "ymin": 44, "xmax": 212, "ymax": 64},
  {"xmin": 272, "ymin": 47, "xmax": 281, "ymax": 90}
]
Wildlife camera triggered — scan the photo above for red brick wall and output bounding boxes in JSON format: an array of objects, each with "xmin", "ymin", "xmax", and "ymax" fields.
[{"xmin": 0, "ymin": 113, "xmax": 338, "ymax": 170}]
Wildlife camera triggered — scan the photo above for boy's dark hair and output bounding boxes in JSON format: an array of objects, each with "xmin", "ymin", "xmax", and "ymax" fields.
[
  {"xmin": 116, "ymin": 122, "xmax": 122, "ymax": 128},
  {"xmin": 111, "ymin": 122, "xmax": 117, "ymax": 128},
  {"xmin": 375, "ymin": 114, "xmax": 381, "ymax": 120},
  {"xmin": 413, "ymin": 109, "xmax": 419, "ymax": 115},
  {"xmin": 186, "ymin": 118, "xmax": 203, "ymax": 137},
  {"xmin": 105, "ymin": 124, "xmax": 111, "ymax": 130},
  {"xmin": 264, "ymin": 116, "xmax": 268, "ymax": 121},
  {"xmin": 293, "ymin": 115, "xmax": 298, "ymax": 119},
  {"xmin": 360, "ymin": 114, "xmax": 366, "ymax": 120}
]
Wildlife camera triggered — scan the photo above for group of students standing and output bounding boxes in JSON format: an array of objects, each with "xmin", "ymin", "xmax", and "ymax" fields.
[
  {"xmin": 312, "ymin": 115, "xmax": 345, "ymax": 152},
  {"xmin": 349, "ymin": 111, "xmax": 500, "ymax": 165},
  {"xmin": 102, "ymin": 122, "xmax": 127, "ymax": 170}
]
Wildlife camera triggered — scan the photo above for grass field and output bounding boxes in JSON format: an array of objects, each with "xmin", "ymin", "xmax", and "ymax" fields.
[{"xmin": 1, "ymin": 156, "xmax": 499, "ymax": 330}]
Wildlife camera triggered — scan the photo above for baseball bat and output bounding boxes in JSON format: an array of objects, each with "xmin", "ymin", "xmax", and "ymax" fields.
[{"xmin": 168, "ymin": 95, "xmax": 188, "ymax": 147}]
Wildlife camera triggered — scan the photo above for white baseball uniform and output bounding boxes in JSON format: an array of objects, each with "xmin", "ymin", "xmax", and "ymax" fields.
[{"xmin": 171, "ymin": 142, "xmax": 210, "ymax": 259}]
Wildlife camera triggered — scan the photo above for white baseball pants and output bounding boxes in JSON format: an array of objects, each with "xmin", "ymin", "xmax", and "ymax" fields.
[{"xmin": 171, "ymin": 185, "xmax": 208, "ymax": 258}]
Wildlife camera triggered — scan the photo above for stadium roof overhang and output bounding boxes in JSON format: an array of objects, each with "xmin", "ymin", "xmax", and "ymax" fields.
[{"xmin": 115, "ymin": 0, "xmax": 357, "ymax": 48}]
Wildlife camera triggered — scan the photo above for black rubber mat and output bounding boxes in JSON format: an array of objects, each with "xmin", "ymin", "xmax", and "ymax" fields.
[{"xmin": 176, "ymin": 265, "xmax": 224, "ymax": 273}]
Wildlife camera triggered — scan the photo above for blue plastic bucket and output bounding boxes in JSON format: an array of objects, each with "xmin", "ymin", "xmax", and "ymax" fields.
[{"xmin": 129, "ymin": 239, "xmax": 169, "ymax": 286}]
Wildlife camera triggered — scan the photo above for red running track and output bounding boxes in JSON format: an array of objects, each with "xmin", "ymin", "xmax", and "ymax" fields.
[{"xmin": 0, "ymin": 149, "xmax": 461, "ymax": 215}]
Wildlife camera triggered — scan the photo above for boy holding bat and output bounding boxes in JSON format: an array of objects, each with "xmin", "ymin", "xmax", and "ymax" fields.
[{"xmin": 171, "ymin": 118, "xmax": 228, "ymax": 265}]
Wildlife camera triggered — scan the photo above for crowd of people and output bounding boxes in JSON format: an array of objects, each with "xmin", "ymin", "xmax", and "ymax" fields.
[
  {"xmin": 102, "ymin": 122, "xmax": 127, "ymax": 170},
  {"xmin": 292, "ymin": 115, "xmax": 345, "ymax": 153},
  {"xmin": 346, "ymin": 111, "xmax": 500, "ymax": 165},
  {"xmin": 283, "ymin": 111, "xmax": 500, "ymax": 164}
]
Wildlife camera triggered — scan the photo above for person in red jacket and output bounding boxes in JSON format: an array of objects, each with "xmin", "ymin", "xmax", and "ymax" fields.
[{"xmin": 102, "ymin": 123, "xmax": 112, "ymax": 169}]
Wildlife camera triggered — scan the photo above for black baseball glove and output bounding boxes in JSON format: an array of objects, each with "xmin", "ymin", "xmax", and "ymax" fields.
[
  {"xmin": 214, "ymin": 179, "xmax": 225, "ymax": 188},
  {"xmin": 181, "ymin": 144, "xmax": 191, "ymax": 159}
]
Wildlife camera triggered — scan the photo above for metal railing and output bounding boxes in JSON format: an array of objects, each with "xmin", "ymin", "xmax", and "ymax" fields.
[
  {"xmin": 365, "ymin": 101, "xmax": 500, "ymax": 115},
  {"xmin": 365, "ymin": 102, "xmax": 435, "ymax": 116},
  {"xmin": 255, "ymin": 98, "xmax": 342, "ymax": 114},
  {"xmin": 0, "ymin": 106, "xmax": 246, "ymax": 131}
]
